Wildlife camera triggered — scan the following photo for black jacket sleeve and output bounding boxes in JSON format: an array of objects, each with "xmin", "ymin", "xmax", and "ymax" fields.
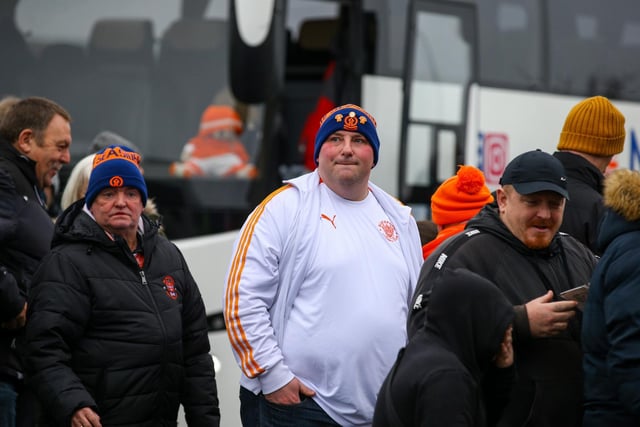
[
  {"xmin": 416, "ymin": 370, "xmax": 480, "ymax": 427},
  {"xmin": 0, "ymin": 171, "xmax": 25, "ymax": 322},
  {"xmin": 23, "ymin": 252, "xmax": 98, "ymax": 426},
  {"xmin": 0, "ymin": 266, "xmax": 23, "ymax": 322},
  {"xmin": 483, "ymin": 364, "xmax": 517, "ymax": 425}
]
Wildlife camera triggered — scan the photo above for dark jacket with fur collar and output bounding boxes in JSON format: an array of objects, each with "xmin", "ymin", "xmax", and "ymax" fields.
[{"xmin": 582, "ymin": 169, "xmax": 640, "ymax": 426}]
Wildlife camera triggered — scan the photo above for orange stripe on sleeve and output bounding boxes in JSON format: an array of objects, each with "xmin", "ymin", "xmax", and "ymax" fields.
[{"xmin": 224, "ymin": 184, "xmax": 292, "ymax": 378}]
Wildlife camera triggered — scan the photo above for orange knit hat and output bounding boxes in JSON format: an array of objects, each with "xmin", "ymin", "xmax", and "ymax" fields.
[
  {"xmin": 431, "ymin": 165, "xmax": 494, "ymax": 226},
  {"xmin": 198, "ymin": 105, "xmax": 243, "ymax": 136}
]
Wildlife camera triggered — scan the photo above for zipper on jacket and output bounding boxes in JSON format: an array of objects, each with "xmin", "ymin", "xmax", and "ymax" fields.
[{"xmin": 139, "ymin": 270, "xmax": 148, "ymax": 286}]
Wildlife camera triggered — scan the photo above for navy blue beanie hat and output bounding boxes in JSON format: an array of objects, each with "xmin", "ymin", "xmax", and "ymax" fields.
[
  {"xmin": 313, "ymin": 104, "xmax": 380, "ymax": 166},
  {"xmin": 85, "ymin": 145, "xmax": 148, "ymax": 207}
]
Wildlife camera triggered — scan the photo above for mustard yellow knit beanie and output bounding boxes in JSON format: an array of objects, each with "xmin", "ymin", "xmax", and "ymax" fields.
[{"xmin": 557, "ymin": 96, "xmax": 625, "ymax": 156}]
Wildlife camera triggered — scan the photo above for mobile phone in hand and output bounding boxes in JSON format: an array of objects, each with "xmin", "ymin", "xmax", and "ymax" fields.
[{"xmin": 560, "ymin": 284, "xmax": 590, "ymax": 310}]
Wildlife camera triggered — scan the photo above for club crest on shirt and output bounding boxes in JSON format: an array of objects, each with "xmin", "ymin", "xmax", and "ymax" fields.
[
  {"xmin": 378, "ymin": 220, "xmax": 398, "ymax": 242},
  {"xmin": 163, "ymin": 275, "xmax": 178, "ymax": 300}
]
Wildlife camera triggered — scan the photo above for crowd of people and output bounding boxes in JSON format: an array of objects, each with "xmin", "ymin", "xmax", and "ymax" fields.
[
  {"xmin": 1, "ymin": 94, "xmax": 638, "ymax": 427},
  {"xmin": 0, "ymin": 97, "xmax": 220, "ymax": 427}
]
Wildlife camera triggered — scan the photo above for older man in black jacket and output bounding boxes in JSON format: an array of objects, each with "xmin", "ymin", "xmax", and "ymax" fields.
[
  {"xmin": 0, "ymin": 97, "xmax": 71, "ymax": 427},
  {"xmin": 23, "ymin": 145, "xmax": 220, "ymax": 427}
]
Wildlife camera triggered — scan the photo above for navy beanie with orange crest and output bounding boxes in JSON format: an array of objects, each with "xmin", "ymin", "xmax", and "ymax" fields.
[
  {"xmin": 313, "ymin": 104, "xmax": 380, "ymax": 166},
  {"xmin": 85, "ymin": 145, "xmax": 148, "ymax": 207}
]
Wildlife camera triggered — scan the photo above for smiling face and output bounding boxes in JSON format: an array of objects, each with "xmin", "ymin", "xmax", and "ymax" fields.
[
  {"xmin": 497, "ymin": 185, "xmax": 565, "ymax": 249},
  {"xmin": 89, "ymin": 186, "xmax": 143, "ymax": 245},
  {"xmin": 316, "ymin": 130, "xmax": 374, "ymax": 200},
  {"xmin": 20, "ymin": 114, "xmax": 72, "ymax": 188}
]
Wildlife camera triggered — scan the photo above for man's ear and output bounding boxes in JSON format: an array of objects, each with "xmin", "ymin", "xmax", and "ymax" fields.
[
  {"xmin": 496, "ymin": 187, "xmax": 508, "ymax": 212},
  {"xmin": 15, "ymin": 129, "xmax": 34, "ymax": 154}
]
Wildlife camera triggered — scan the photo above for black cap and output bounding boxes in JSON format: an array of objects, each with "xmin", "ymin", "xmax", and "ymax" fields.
[{"xmin": 499, "ymin": 150, "xmax": 569, "ymax": 199}]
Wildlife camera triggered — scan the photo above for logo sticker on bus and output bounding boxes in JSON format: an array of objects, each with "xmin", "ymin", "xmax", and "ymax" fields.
[
  {"xmin": 479, "ymin": 132, "xmax": 509, "ymax": 185},
  {"xmin": 631, "ymin": 128, "xmax": 640, "ymax": 171}
]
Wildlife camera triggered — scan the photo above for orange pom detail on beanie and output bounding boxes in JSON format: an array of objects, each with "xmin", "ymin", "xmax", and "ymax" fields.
[{"xmin": 430, "ymin": 165, "xmax": 493, "ymax": 226}]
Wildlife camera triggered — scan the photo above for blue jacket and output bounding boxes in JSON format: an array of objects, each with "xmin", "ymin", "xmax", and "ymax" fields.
[{"xmin": 583, "ymin": 195, "xmax": 640, "ymax": 425}]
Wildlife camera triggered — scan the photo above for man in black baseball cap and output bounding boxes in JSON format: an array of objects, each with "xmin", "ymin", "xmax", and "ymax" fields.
[
  {"xmin": 500, "ymin": 149, "xmax": 569, "ymax": 200},
  {"xmin": 408, "ymin": 149, "xmax": 596, "ymax": 426},
  {"xmin": 498, "ymin": 149, "xmax": 570, "ymax": 249}
]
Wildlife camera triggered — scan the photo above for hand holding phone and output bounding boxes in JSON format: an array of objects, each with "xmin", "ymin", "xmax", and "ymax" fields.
[{"xmin": 560, "ymin": 284, "xmax": 590, "ymax": 310}]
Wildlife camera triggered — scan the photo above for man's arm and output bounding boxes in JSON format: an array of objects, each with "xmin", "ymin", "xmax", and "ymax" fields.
[
  {"xmin": 417, "ymin": 371, "xmax": 479, "ymax": 427},
  {"xmin": 23, "ymin": 251, "xmax": 98, "ymax": 426},
  {"xmin": 523, "ymin": 291, "xmax": 578, "ymax": 339},
  {"xmin": 223, "ymin": 188, "xmax": 296, "ymax": 394},
  {"xmin": 0, "ymin": 267, "xmax": 25, "ymax": 325},
  {"xmin": 0, "ymin": 170, "xmax": 25, "ymax": 324},
  {"xmin": 605, "ymin": 271, "xmax": 640, "ymax": 416}
]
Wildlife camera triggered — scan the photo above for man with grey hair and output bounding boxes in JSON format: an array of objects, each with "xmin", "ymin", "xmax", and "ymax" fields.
[
  {"xmin": 0, "ymin": 96, "xmax": 72, "ymax": 426},
  {"xmin": 89, "ymin": 130, "xmax": 140, "ymax": 154}
]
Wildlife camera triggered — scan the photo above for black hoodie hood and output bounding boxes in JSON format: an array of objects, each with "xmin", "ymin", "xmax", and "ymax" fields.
[{"xmin": 425, "ymin": 268, "xmax": 514, "ymax": 379}]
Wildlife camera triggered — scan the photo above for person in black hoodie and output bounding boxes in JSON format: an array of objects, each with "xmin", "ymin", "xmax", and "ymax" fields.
[
  {"xmin": 553, "ymin": 95, "xmax": 626, "ymax": 255},
  {"xmin": 582, "ymin": 169, "xmax": 640, "ymax": 426},
  {"xmin": 0, "ymin": 96, "xmax": 72, "ymax": 427},
  {"xmin": 22, "ymin": 145, "xmax": 220, "ymax": 427},
  {"xmin": 374, "ymin": 268, "xmax": 515, "ymax": 427},
  {"xmin": 409, "ymin": 150, "xmax": 597, "ymax": 427}
]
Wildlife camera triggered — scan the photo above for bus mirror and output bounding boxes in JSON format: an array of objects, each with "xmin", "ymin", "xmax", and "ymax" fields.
[{"xmin": 230, "ymin": 0, "xmax": 285, "ymax": 103}]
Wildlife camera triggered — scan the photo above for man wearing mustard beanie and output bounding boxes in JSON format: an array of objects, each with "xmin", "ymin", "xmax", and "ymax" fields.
[{"xmin": 553, "ymin": 95, "xmax": 626, "ymax": 254}]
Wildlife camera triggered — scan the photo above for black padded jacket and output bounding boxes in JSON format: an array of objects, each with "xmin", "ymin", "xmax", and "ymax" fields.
[
  {"xmin": 0, "ymin": 141, "xmax": 53, "ymax": 383},
  {"xmin": 23, "ymin": 199, "xmax": 220, "ymax": 427}
]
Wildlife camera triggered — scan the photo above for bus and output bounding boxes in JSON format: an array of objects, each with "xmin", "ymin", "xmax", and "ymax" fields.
[
  {"xmin": 4, "ymin": 0, "xmax": 640, "ymax": 228},
  {"xmin": 229, "ymin": 0, "xmax": 640, "ymax": 217},
  {"xmin": 4, "ymin": 0, "xmax": 640, "ymax": 425}
]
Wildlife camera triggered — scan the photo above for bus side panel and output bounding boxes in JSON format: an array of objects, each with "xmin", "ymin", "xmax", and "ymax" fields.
[
  {"xmin": 465, "ymin": 85, "xmax": 640, "ymax": 189},
  {"xmin": 175, "ymin": 231, "xmax": 243, "ymax": 427}
]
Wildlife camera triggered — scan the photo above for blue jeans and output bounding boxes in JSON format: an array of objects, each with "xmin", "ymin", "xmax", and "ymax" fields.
[
  {"xmin": 0, "ymin": 381, "xmax": 17, "ymax": 427},
  {"xmin": 240, "ymin": 386, "xmax": 339, "ymax": 427}
]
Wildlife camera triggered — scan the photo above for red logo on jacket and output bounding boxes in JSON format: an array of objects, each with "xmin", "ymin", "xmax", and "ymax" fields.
[{"xmin": 163, "ymin": 276, "xmax": 178, "ymax": 300}]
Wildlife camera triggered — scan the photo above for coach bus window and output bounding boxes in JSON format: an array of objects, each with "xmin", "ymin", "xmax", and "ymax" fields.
[
  {"xmin": 409, "ymin": 12, "xmax": 470, "ymax": 124},
  {"xmin": 477, "ymin": 0, "xmax": 542, "ymax": 89},
  {"xmin": 548, "ymin": 0, "xmax": 640, "ymax": 101},
  {"xmin": 404, "ymin": 4, "xmax": 472, "ymax": 197},
  {"xmin": 548, "ymin": 1, "xmax": 604, "ymax": 97}
]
